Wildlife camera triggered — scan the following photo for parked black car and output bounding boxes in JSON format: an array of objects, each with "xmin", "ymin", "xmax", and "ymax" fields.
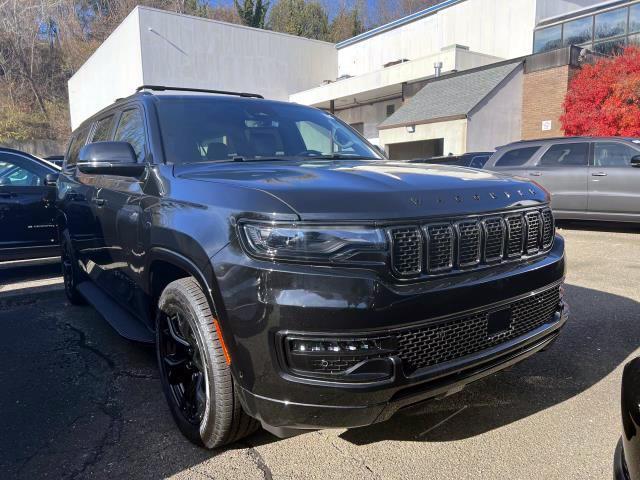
[
  {"xmin": 411, "ymin": 152, "xmax": 493, "ymax": 169},
  {"xmin": 57, "ymin": 86, "xmax": 568, "ymax": 448},
  {"xmin": 484, "ymin": 137, "xmax": 640, "ymax": 223},
  {"xmin": 0, "ymin": 148, "xmax": 60, "ymax": 262},
  {"xmin": 615, "ymin": 357, "xmax": 640, "ymax": 480}
]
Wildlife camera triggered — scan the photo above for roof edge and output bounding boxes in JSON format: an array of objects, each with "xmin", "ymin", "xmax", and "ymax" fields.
[{"xmin": 336, "ymin": 0, "xmax": 466, "ymax": 49}]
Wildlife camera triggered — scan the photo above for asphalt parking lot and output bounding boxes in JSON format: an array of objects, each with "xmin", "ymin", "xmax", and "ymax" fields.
[{"xmin": 1, "ymin": 223, "xmax": 639, "ymax": 480}]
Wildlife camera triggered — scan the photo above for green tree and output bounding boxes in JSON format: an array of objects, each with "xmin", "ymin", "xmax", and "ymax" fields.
[
  {"xmin": 268, "ymin": 0, "xmax": 329, "ymax": 41},
  {"xmin": 234, "ymin": 0, "xmax": 269, "ymax": 28}
]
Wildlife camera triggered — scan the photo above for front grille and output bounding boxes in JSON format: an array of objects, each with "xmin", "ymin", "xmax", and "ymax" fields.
[
  {"xmin": 396, "ymin": 285, "xmax": 561, "ymax": 373},
  {"xmin": 389, "ymin": 227, "xmax": 422, "ymax": 276},
  {"xmin": 388, "ymin": 207, "xmax": 554, "ymax": 279}
]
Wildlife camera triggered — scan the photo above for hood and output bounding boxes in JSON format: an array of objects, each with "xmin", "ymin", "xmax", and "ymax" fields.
[{"xmin": 174, "ymin": 160, "xmax": 548, "ymax": 221}]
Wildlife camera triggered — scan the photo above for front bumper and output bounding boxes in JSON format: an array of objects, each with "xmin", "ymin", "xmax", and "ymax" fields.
[{"xmin": 212, "ymin": 235, "xmax": 567, "ymax": 432}]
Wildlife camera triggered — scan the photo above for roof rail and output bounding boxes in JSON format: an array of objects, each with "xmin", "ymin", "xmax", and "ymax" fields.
[{"xmin": 136, "ymin": 85, "xmax": 264, "ymax": 99}]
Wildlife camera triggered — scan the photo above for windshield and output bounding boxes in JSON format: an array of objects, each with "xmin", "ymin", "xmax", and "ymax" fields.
[{"xmin": 156, "ymin": 97, "xmax": 383, "ymax": 164}]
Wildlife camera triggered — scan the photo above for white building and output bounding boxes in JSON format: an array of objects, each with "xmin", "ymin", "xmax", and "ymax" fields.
[{"xmin": 69, "ymin": 0, "xmax": 635, "ymax": 157}]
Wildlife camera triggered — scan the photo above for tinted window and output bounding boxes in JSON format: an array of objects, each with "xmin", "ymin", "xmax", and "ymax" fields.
[
  {"xmin": 539, "ymin": 143, "xmax": 589, "ymax": 167},
  {"xmin": 563, "ymin": 16, "xmax": 593, "ymax": 46},
  {"xmin": 91, "ymin": 115, "xmax": 116, "ymax": 142},
  {"xmin": 594, "ymin": 142, "xmax": 639, "ymax": 167},
  {"xmin": 114, "ymin": 109, "xmax": 146, "ymax": 162},
  {"xmin": 495, "ymin": 147, "xmax": 540, "ymax": 167},
  {"xmin": 66, "ymin": 127, "xmax": 91, "ymax": 168},
  {"xmin": 595, "ymin": 7, "xmax": 627, "ymax": 40},
  {"xmin": 0, "ymin": 159, "xmax": 41, "ymax": 187},
  {"xmin": 468, "ymin": 155, "xmax": 490, "ymax": 169},
  {"xmin": 155, "ymin": 98, "xmax": 382, "ymax": 164},
  {"xmin": 534, "ymin": 25, "xmax": 562, "ymax": 53}
]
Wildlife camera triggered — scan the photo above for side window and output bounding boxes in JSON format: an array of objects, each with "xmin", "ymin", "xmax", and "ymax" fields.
[
  {"xmin": 0, "ymin": 159, "xmax": 42, "ymax": 187},
  {"xmin": 593, "ymin": 142, "xmax": 639, "ymax": 167},
  {"xmin": 65, "ymin": 127, "xmax": 91, "ymax": 168},
  {"xmin": 539, "ymin": 143, "xmax": 589, "ymax": 167},
  {"xmin": 91, "ymin": 115, "xmax": 116, "ymax": 142},
  {"xmin": 114, "ymin": 108, "xmax": 146, "ymax": 162},
  {"xmin": 494, "ymin": 146, "xmax": 540, "ymax": 167},
  {"xmin": 469, "ymin": 155, "xmax": 490, "ymax": 169}
]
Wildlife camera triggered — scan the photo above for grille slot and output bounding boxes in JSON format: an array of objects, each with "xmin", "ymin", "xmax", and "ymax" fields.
[
  {"xmin": 505, "ymin": 214, "xmax": 524, "ymax": 258},
  {"xmin": 425, "ymin": 224, "xmax": 454, "ymax": 272},
  {"xmin": 525, "ymin": 211, "xmax": 542, "ymax": 254},
  {"xmin": 456, "ymin": 221, "xmax": 481, "ymax": 267},
  {"xmin": 396, "ymin": 285, "xmax": 561, "ymax": 373},
  {"xmin": 541, "ymin": 208, "xmax": 554, "ymax": 248},
  {"xmin": 390, "ymin": 227, "xmax": 423, "ymax": 276},
  {"xmin": 483, "ymin": 217, "xmax": 505, "ymax": 262}
]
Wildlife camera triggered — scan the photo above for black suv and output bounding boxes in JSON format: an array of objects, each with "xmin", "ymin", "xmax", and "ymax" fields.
[{"xmin": 57, "ymin": 86, "xmax": 568, "ymax": 448}]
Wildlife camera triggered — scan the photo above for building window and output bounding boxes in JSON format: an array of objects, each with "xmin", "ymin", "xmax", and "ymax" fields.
[
  {"xmin": 594, "ymin": 7, "xmax": 627, "ymax": 40},
  {"xmin": 562, "ymin": 16, "xmax": 593, "ymax": 46},
  {"xmin": 630, "ymin": 4, "xmax": 640, "ymax": 33},
  {"xmin": 534, "ymin": 25, "xmax": 562, "ymax": 53},
  {"xmin": 350, "ymin": 122, "xmax": 364, "ymax": 135},
  {"xmin": 386, "ymin": 104, "xmax": 395, "ymax": 117},
  {"xmin": 594, "ymin": 37, "xmax": 627, "ymax": 56}
]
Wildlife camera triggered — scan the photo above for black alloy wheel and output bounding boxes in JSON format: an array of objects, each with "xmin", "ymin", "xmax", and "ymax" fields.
[{"xmin": 158, "ymin": 311, "xmax": 207, "ymax": 425}]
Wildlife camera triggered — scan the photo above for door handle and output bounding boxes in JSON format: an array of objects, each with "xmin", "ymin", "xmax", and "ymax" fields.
[
  {"xmin": 92, "ymin": 198, "xmax": 106, "ymax": 206},
  {"xmin": 591, "ymin": 172, "xmax": 607, "ymax": 177},
  {"xmin": 529, "ymin": 171, "xmax": 542, "ymax": 177}
]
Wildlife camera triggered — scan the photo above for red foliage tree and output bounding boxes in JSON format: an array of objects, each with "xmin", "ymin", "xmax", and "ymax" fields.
[{"xmin": 561, "ymin": 46, "xmax": 640, "ymax": 136}]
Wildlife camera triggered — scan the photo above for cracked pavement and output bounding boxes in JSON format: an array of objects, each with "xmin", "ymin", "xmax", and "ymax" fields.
[{"xmin": 1, "ymin": 223, "xmax": 639, "ymax": 479}]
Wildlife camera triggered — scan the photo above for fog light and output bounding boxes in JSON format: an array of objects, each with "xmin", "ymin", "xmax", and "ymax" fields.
[{"xmin": 284, "ymin": 336, "xmax": 397, "ymax": 381}]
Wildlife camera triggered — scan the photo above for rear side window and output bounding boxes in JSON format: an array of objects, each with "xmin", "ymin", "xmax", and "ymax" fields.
[
  {"xmin": 91, "ymin": 115, "xmax": 116, "ymax": 142},
  {"xmin": 593, "ymin": 142, "xmax": 639, "ymax": 167},
  {"xmin": 469, "ymin": 155, "xmax": 490, "ymax": 168},
  {"xmin": 494, "ymin": 146, "xmax": 540, "ymax": 167},
  {"xmin": 114, "ymin": 108, "xmax": 146, "ymax": 162},
  {"xmin": 65, "ymin": 127, "xmax": 91, "ymax": 168},
  {"xmin": 539, "ymin": 143, "xmax": 589, "ymax": 167}
]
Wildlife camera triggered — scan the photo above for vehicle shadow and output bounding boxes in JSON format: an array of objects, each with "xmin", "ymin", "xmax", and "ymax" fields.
[
  {"xmin": 556, "ymin": 219, "xmax": 640, "ymax": 234},
  {"xmin": 339, "ymin": 283, "xmax": 639, "ymax": 445}
]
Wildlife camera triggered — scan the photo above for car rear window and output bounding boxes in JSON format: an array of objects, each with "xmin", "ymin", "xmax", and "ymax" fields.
[{"xmin": 494, "ymin": 146, "xmax": 540, "ymax": 167}]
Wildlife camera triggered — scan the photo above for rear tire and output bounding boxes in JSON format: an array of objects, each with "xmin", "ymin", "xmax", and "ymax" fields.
[
  {"xmin": 156, "ymin": 277, "xmax": 258, "ymax": 448},
  {"xmin": 61, "ymin": 237, "xmax": 85, "ymax": 305}
]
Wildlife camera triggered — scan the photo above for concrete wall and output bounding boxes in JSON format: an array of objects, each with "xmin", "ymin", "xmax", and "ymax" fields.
[
  {"xmin": 68, "ymin": 6, "xmax": 338, "ymax": 130},
  {"xmin": 379, "ymin": 118, "xmax": 468, "ymax": 156},
  {"xmin": 334, "ymin": 98, "xmax": 404, "ymax": 144},
  {"xmin": 535, "ymin": 0, "xmax": 605, "ymax": 22},
  {"xmin": 0, "ymin": 139, "xmax": 66, "ymax": 158},
  {"xmin": 337, "ymin": 0, "xmax": 537, "ymax": 78},
  {"xmin": 68, "ymin": 8, "xmax": 144, "ymax": 130},
  {"xmin": 467, "ymin": 64, "xmax": 524, "ymax": 151},
  {"xmin": 138, "ymin": 7, "xmax": 336, "ymax": 105}
]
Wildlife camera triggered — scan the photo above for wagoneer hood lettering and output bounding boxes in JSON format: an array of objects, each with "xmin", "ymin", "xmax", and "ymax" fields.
[{"xmin": 174, "ymin": 160, "xmax": 549, "ymax": 220}]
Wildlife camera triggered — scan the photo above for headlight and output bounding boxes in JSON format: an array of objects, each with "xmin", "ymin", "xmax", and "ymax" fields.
[{"xmin": 239, "ymin": 221, "xmax": 387, "ymax": 263}]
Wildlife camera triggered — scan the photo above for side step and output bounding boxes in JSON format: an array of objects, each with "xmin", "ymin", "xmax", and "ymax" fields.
[{"xmin": 77, "ymin": 281, "xmax": 154, "ymax": 343}]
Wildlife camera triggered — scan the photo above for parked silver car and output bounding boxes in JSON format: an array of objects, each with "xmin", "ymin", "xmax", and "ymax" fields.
[{"xmin": 484, "ymin": 137, "xmax": 640, "ymax": 223}]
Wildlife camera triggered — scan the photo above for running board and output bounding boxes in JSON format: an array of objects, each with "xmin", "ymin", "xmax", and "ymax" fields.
[{"xmin": 77, "ymin": 281, "xmax": 154, "ymax": 343}]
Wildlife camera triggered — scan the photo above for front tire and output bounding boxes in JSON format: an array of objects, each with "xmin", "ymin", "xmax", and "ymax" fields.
[{"xmin": 156, "ymin": 277, "xmax": 258, "ymax": 448}]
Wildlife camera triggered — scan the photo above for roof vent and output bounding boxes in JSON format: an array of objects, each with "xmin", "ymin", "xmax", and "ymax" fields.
[{"xmin": 434, "ymin": 61, "xmax": 443, "ymax": 77}]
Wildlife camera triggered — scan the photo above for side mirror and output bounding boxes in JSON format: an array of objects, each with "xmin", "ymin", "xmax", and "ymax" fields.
[
  {"xmin": 45, "ymin": 173, "xmax": 59, "ymax": 187},
  {"xmin": 631, "ymin": 155, "xmax": 640, "ymax": 168},
  {"xmin": 77, "ymin": 142, "xmax": 145, "ymax": 177}
]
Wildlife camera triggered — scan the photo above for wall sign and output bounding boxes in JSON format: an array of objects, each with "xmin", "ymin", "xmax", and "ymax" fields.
[{"xmin": 542, "ymin": 120, "xmax": 552, "ymax": 131}]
